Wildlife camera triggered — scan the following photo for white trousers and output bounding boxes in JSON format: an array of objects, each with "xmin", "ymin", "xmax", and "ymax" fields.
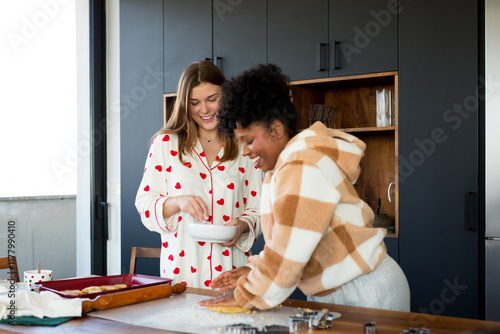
[{"xmin": 308, "ymin": 255, "xmax": 410, "ymax": 312}]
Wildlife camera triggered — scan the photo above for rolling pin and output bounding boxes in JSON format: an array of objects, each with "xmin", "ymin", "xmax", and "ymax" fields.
[{"xmin": 82, "ymin": 283, "xmax": 186, "ymax": 313}]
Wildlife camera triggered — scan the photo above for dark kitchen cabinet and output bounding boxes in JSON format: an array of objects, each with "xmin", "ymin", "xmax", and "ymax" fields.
[
  {"xmin": 163, "ymin": 0, "xmax": 266, "ymax": 93},
  {"xmin": 212, "ymin": 0, "xmax": 267, "ymax": 80},
  {"xmin": 163, "ymin": 0, "xmax": 212, "ymax": 93},
  {"xmin": 268, "ymin": 0, "xmax": 398, "ymax": 81},
  {"xmin": 268, "ymin": 0, "xmax": 329, "ymax": 81},
  {"xmin": 399, "ymin": 0, "xmax": 479, "ymax": 319}
]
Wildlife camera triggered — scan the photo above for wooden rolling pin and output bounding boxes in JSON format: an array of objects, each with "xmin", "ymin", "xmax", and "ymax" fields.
[{"xmin": 81, "ymin": 283, "xmax": 186, "ymax": 313}]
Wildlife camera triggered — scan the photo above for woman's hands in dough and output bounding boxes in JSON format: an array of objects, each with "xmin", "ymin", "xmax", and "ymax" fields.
[
  {"xmin": 163, "ymin": 195, "xmax": 209, "ymax": 223},
  {"xmin": 198, "ymin": 292, "xmax": 239, "ymax": 307},
  {"xmin": 209, "ymin": 266, "xmax": 251, "ymax": 291}
]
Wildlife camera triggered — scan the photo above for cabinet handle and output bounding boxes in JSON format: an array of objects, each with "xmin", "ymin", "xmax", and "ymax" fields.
[
  {"xmin": 205, "ymin": 57, "xmax": 222, "ymax": 69},
  {"xmin": 97, "ymin": 195, "xmax": 109, "ymax": 240},
  {"xmin": 317, "ymin": 43, "xmax": 326, "ymax": 71},
  {"xmin": 464, "ymin": 191, "xmax": 477, "ymax": 231},
  {"xmin": 213, "ymin": 57, "xmax": 221, "ymax": 68},
  {"xmin": 332, "ymin": 41, "xmax": 340, "ymax": 70}
]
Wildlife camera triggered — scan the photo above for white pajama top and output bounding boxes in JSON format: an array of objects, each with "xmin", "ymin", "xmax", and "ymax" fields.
[{"xmin": 135, "ymin": 133, "xmax": 263, "ymax": 288}]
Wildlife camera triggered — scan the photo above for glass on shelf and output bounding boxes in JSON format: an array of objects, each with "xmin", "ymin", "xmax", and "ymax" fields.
[{"xmin": 376, "ymin": 89, "xmax": 394, "ymax": 127}]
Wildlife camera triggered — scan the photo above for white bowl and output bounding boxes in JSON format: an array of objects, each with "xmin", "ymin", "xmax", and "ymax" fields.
[{"xmin": 187, "ymin": 222, "xmax": 237, "ymax": 243}]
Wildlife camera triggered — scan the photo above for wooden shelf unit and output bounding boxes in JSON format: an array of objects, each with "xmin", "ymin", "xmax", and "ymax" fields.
[
  {"xmin": 290, "ymin": 71, "xmax": 399, "ymax": 237},
  {"xmin": 163, "ymin": 71, "xmax": 399, "ymax": 237}
]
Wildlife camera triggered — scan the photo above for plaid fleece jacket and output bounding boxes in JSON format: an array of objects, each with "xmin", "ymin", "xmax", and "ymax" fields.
[{"xmin": 234, "ymin": 122, "xmax": 387, "ymax": 310}]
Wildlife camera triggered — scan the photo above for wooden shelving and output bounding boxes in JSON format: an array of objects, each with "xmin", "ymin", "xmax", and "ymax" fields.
[{"xmin": 163, "ymin": 71, "xmax": 399, "ymax": 237}]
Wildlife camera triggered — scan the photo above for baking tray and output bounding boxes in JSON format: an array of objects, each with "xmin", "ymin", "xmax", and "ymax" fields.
[{"xmin": 35, "ymin": 274, "xmax": 172, "ymax": 299}]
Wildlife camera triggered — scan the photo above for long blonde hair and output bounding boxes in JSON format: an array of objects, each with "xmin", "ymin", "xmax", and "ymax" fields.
[{"xmin": 155, "ymin": 61, "xmax": 238, "ymax": 163}]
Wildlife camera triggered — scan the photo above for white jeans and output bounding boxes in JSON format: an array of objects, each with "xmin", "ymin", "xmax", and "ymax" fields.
[{"xmin": 308, "ymin": 255, "xmax": 410, "ymax": 312}]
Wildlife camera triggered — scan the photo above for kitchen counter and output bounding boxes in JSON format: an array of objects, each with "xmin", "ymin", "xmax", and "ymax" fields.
[{"xmin": 1, "ymin": 287, "xmax": 499, "ymax": 333}]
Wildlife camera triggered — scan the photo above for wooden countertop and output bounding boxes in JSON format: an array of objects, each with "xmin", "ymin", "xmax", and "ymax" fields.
[{"xmin": 1, "ymin": 287, "xmax": 499, "ymax": 333}]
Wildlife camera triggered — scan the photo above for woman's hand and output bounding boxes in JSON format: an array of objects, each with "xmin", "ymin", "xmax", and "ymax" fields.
[
  {"xmin": 198, "ymin": 292, "xmax": 239, "ymax": 307},
  {"xmin": 163, "ymin": 195, "xmax": 209, "ymax": 223},
  {"xmin": 210, "ymin": 266, "xmax": 251, "ymax": 290},
  {"xmin": 221, "ymin": 218, "xmax": 249, "ymax": 247}
]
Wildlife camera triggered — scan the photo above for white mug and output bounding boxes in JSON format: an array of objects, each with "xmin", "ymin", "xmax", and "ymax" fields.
[{"xmin": 24, "ymin": 270, "xmax": 53, "ymax": 286}]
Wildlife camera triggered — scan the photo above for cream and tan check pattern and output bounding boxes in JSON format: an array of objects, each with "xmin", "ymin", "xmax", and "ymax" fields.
[{"xmin": 234, "ymin": 122, "xmax": 387, "ymax": 310}]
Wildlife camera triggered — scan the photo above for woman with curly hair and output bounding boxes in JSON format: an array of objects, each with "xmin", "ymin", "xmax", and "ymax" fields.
[
  {"xmin": 199, "ymin": 63, "xmax": 410, "ymax": 311},
  {"xmin": 135, "ymin": 61, "xmax": 263, "ymax": 289}
]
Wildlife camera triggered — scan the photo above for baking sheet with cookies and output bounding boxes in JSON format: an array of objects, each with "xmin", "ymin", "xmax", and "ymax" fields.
[
  {"xmin": 89, "ymin": 293, "xmax": 341, "ymax": 333},
  {"xmin": 34, "ymin": 274, "xmax": 172, "ymax": 299}
]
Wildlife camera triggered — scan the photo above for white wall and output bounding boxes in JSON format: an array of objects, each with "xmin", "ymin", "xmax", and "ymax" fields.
[{"xmin": 76, "ymin": 0, "xmax": 91, "ymax": 277}]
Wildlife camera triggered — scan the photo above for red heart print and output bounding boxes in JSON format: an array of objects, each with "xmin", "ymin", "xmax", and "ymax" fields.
[
  {"xmin": 200, "ymin": 152, "xmax": 206, "ymax": 157},
  {"xmin": 223, "ymin": 215, "xmax": 230, "ymax": 222},
  {"xmin": 239, "ymin": 167, "xmax": 245, "ymax": 173},
  {"xmin": 243, "ymin": 197, "xmax": 247, "ymax": 204},
  {"xmin": 227, "ymin": 183, "xmax": 234, "ymax": 190},
  {"xmin": 162, "ymin": 134, "xmax": 170, "ymax": 141},
  {"xmin": 178, "ymin": 216, "xmax": 183, "ymax": 222},
  {"xmin": 155, "ymin": 165, "xmax": 162, "ymax": 172},
  {"xmin": 245, "ymin": 180, "xmax": 249, "ymax": 186},
  {"xmin": 200, "ymin": 173, "xmax": 207, "ymax": 179},
  {"xmin": 217, "ymin": 198, "xmax": 224, "ymax": 205},
  {"xmin": 162, "ymin": 241, "xmax": 168, "ymax": 248},
  {"xmin": 144, "ymin": 185, "xmax": 150, "ymax": 191},
  {"xmin": 207, "ymin": 216, "xmax": 213, "ymax": 222},
  {"xmin": 170, "ymin": 150, "xmax": 178, "ymax": 156},
  {"xmin": 149, "ymin": 153, "xmax": 152, "ymax": 158},
  {"xmin": 173, "ymin": 268, "xmax": 180, "ymax": 274},
  {"xmin": 222, "ymin": 250, "xmax": 230, "ymax": 256},
  {"xmin": 198, "ymin": 242, "xmax": 206, "ymax": 246},
  {"xmin": 204, "ymin": 280, "xmax": 211, "ymax": 287},
  {"xmin": 251, "ymin": 191, "xmax": 257, "ymax": 197},
  {"xmin": 166, "ymin": 166, "xmax": 172, "ymax": 172},
  {"xmin": 209, "ymin": 189, "xmax": 212, "ymax": 194},
  {"xmin": 175, "ymin": 182, "xmax": 181, "ymax": 189},
  {"xmin": 217, "ymin": 165, "xmax": 225, "ymax": 171},
  {"xmin": 191, "ymin": 266, "xmax": 197, "ymax": 273},
  {"xmin": 233, "ymin": 265, "xmax": 237, "ymax": 269},
  {"xmin": 174, "ymin": 232, "xmax": 178, "ymax": 238},
  {"xmin": 245, "ymin": 252, "xmax": 250, "ymax": 257},
  {"xmin": 235, "ymin": 201, "xmax": 239, "ymax": 208},
  {"xmin": 179, "ymin": 250, "xmax": 185, "ymax": 257},
  {"xmin": 168, "ymin": 254, "xmax": 173, "ymax": 261},
  {"xmin": 207, "ymin": 255, "xmax": 211, "ymax": 260},
  {"xmin": 145, "ymin": 210, "xmax": 150, "ymax": 218},
  {"xmin": 183, "ymin": 162, "xmax": 192, "ymax": 168},
  {"xmin": 216, "ymin": 155, "xmax": 220, "ymax": 160},
  {"xmin": 181, "ymin": 281, "xmax": 187, "ymax": 286},
  {"xmin": 215, "ymin": 265, "xmax": 222, "ymax": 272}
]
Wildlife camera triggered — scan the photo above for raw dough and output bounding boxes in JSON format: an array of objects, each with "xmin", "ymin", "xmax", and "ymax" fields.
[{"xmin": 206, "ymin": 306, "xmax": 249, "ymax": 314}]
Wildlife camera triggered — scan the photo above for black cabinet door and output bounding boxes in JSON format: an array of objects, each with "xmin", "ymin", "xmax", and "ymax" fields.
[
  {"xmin": 121, "ymin": 0, "xmax": 165, "ymax": 276},
  {"xmin": 329, "ymin": 0, "xmax": 397, "ymax": 76},
  {"xmin": 213, "ymin": 0, "xmax": 267, "ymax": 79},
  {"xmin": 268, "ymin": 0, "xmax": 329, "ymax": 81},
  {"xmin": 163, "ymin": 0, "xmax": 212, "ymax": 93},
  {"xmin": 399, "ymin": 0, "xmax": 479, "ymax": 319}
]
